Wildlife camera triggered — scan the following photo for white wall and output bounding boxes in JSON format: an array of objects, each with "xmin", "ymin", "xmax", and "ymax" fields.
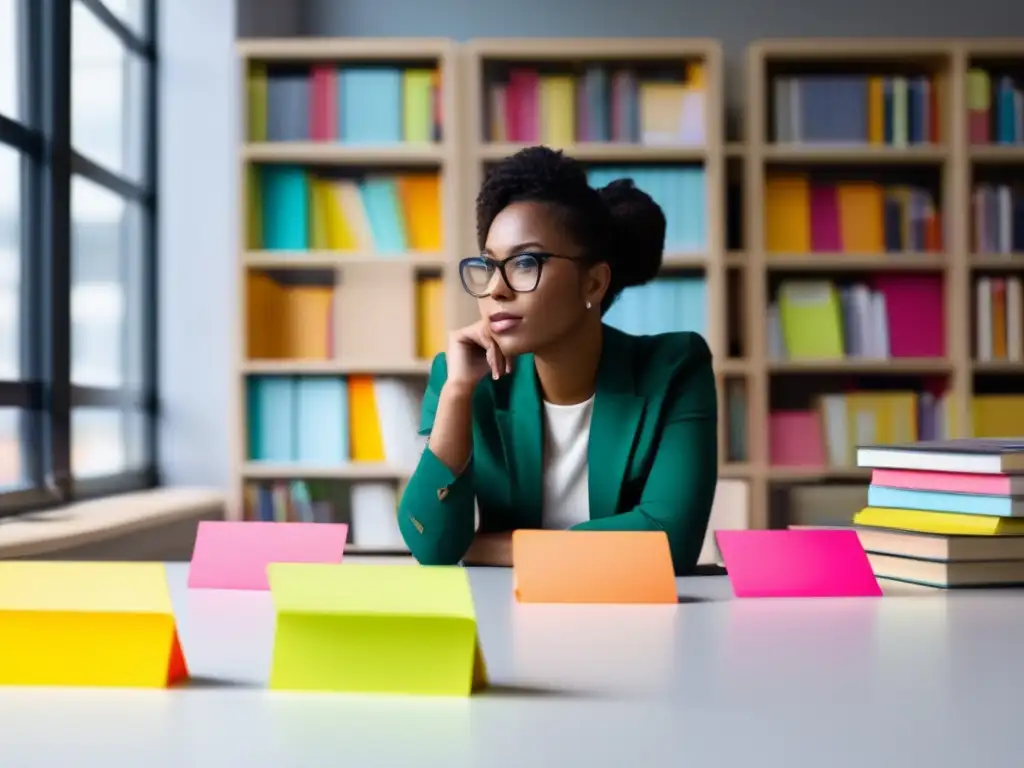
[{"xmin": 157, "ymin": 1, "xmax": 237, "ymax": 487}]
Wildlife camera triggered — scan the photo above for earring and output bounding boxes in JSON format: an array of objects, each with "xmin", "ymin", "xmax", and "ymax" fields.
[{"xmin": 585, "ymin": 301, "xmax": 592, "ymax": 310}]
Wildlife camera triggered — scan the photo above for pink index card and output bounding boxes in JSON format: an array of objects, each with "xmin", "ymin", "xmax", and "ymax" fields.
[
  {"xmin": 715, "ymin": 529, "xmax": 883, "ymax": 598},
  {"xmin": 187, "ymin": 521, "xmax": 348, "ymax": 591}
]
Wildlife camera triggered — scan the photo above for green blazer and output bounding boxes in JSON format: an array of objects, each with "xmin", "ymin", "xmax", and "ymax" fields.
[{"xmin": 397, "ymin": 325, "xmax": 719, "ymax": 575}]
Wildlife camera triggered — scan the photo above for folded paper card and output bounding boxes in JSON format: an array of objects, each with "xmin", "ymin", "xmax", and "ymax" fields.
[
  {"xmin": 512, "ymin": 530, "xmax": 678, "ymax": 604},
  {"xmin": 0, "ymin": 561, "xmax": 188, "ymax": 687},
  {"xmin": 268, "ymin": 563, "xmax": 488, "ymax": 696},
  {"xmin": 716, "ymin": 529, "xmax": 883, "ymax": 598},
  {"xmin": 188, "ymin": 520, "xmax": 349, "ymax": 590}
]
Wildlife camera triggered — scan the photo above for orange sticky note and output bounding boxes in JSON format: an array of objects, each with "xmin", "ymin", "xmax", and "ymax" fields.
[{"xmin": 511, "ymin": 530, "xmax": 678, "ymax": 604}]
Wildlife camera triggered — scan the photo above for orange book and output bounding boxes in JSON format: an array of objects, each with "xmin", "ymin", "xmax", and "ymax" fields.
[
  {"xmin": 836, "ymin": 182, "xmax": 884, "ymax": 252},
  {"xmin": 282, "ymin": 286, "xmax": 333, "ymax": 359},
  {"xmin": 397, "ymin": 175, "xmax": 442, "ymax": 251},
  {"xmin": 764, "ymin": 175, "xmax": 810, "ymax": 253},
  {"xmin": 246, "ymin": 273, "xmax": 281, "ymax": 358},
  {"xmin": 511, "ymin": 530, "xmax": 678, "ymax": 604},
  {"xmin": 348, "ymin": 376, "xmax": 385, "ymax": 462}
]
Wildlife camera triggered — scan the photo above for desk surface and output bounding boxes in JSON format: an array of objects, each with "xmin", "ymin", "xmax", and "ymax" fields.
[{"xmin": 1, "ymin": 561, "xmax": 1022, "ymax": 768}]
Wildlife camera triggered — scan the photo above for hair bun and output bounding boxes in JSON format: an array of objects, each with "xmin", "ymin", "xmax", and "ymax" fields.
[{"xmin": 597, "ymin": 178, "xmax": 665, "ymax": 288}]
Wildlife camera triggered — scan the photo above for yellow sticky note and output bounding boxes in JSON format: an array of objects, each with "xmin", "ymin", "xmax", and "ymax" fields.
[
  {"xmin": 0, "ymin": 562, "xmax": 188, "ymax": 688},
  {"xmin": 268, "ymin": 563, "xmax": 488, "ymax": 696}
]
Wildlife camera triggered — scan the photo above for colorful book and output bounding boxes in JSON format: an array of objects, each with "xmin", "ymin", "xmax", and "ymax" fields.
[
  {"xmin": 871, "ymin": 468, "xmax": 1024, "ymax": 496},
  {"xmin": 857, "ymin": 438, "xmax": 1024, "ymax": 474},
  {"xmin": 854, "ymin": 506, "xmax": 1024, "ymax": 536},
  {"xmin": 867, "ymin": 485, "xmax": 1024, "ymax": 518}
]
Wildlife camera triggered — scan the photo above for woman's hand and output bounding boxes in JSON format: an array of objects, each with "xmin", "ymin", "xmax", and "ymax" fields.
[{"xmin": 445, "ymin": 320, "xmax": 513, "ymax": 391}]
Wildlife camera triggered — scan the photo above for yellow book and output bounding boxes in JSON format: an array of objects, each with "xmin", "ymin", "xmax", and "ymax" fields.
[
  {"xmin": 397, "ymin": 174, "xmax": 442, "ymax": 251},
  {"xmin": 686, "ymin": 62, "xmax": 706, "ymax": 89},
  {"xmin": 247, "ymin": 63, "xmax": 267, "ymax": 141},
  {"xmin": 402, "ymin": 69, "xmax": 435, "ymax": 143},
  {"xmin": 777, "ymin": 280, "xmax": 844, "ymax": 359},
  {"xmin": 764, "ymin": 175, "xmax": 810, "ymax": 253},
  {"xmin": 322, "ymin": 183, "xmax": 357, "ymax": 250},
  {"xmin": 348, "ymin": 375, "xmax": 385, "ymax": 461},
  {"xmin": 639, "ymin": 82, "xmax": 686, "ymax": 144},
  {"xmin": 973, "ymin": 394, "xmax": 1024, "ymax": 438},
  {"xmin": 844, "ymin": 392, "xmax": 918, "ymax": 452},
  {"xmin": 416, "ymin": 277, "xmax": 446, "ymax": 359},
  {"xmin": 867, "ymin": 76, "xmax": 884, "ymax": 144},
  {"xmin": 539, "ymin": 75, "xmax": 575, "ymax": 147},
  {"xmin": 966, "ymin": 68, "xmax": 991, "ymax": 113},
  {"xmin": 0, "ymin": 562, "xmax": 188, "ymax": 688},
  {"xmin": 855, "ymin": 507, "xmax": 1024, "ymax": 536},
  {"xmin": 268, "ymin": 563, "xmax": 487, "ymax": 695}
]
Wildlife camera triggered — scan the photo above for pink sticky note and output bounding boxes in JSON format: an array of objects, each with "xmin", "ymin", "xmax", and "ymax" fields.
[
  {"xmin": 187, "ymin": 521, "xmax": 348, "ymax": 591},
  {"xmin": 715, "ymin": 529, "xmax": 882, "ymax": 598}
]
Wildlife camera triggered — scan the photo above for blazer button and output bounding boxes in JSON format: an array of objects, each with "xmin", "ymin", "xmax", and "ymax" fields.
[{"xmin": 437, "ymin": 487, "xmax": 449, "ymax": 501}]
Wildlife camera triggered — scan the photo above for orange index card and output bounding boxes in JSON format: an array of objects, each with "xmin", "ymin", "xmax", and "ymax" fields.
[{"xmin": 512, "ymin": 530, "xmax": 678, "ymax": 604}]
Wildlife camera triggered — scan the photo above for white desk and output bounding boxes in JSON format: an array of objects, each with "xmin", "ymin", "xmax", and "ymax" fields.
[{"xmin": 1, "ymin": 561, "xmax": 1022, "ymax": 767}]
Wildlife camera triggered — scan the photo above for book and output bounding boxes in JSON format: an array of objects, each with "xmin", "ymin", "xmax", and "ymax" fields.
[
  {"xmin": 856, "ymin": 438, "xmax": 1024, "ymax": 474},
  {"xmin": 871, "ymin": 468, "xmax": 1024, "ymax": 496},
  {"xmin": 867, "ymin": 553, "xmax": 1024, "ymax": 588},
  {"xmin": 854, "ymin": 526, "xmax": 1024, "ymax": 562},
  {"xmin": 867, "ymin": 485, "xmax": 1024, "ymax": 517},
  {"xmin": 854, "ymin": 506, "xmax": 1024, "ymax": 536}
]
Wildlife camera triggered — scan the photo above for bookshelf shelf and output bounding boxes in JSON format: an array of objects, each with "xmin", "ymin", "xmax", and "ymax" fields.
[
  {"xmin": 761, "ymin": 145, "xmax": 948, "ymax": 164},
  {"xmin": 242, "ymin": 463, "xmax": 412, "ymax": 481},
  {"xmin": 767, "ymin": 359, "xmax": 952, "ymax": 374},
  {"xmin": 763, "ymin": 254, "xmax": 949, "ymax": 272},
  {"xmin": 241, "ymin": 143, "xmax": 447, "ymax": 165},
  {"xmin": 477, "ymin": 142, "xmax": 707, "ymax": 162},
  {"xmin": 235, "ymin": 38, "xmax": 462, "ymax": 553}
]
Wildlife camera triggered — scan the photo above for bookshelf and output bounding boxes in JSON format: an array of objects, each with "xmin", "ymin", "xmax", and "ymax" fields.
[
  {"xmin": 235, "ymin": 39, "xmax": 460, "ymax": 552},
  {"xmin": 744, "ymin": 38, "xmax": 1024, "ymax": 529},
  {"xmin": 459, "ymin": 38, "xmax": 743, "ymax": 477}
]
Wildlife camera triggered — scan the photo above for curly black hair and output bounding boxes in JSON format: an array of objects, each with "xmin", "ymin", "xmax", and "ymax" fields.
[{"xmin": 475, "ymin": 146, "xmax": 666, "ymax": 313}]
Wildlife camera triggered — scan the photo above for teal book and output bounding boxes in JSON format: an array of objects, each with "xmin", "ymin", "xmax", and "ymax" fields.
[
  {"xmin": 295, "ymin": 376, "xmax": 349, "ymax": 464},
  {"xmin": 359, "ymin": 177, "xmax": 407, "ymax": 254},
  {"xmin": 248, "ymin": 376, "xmax": 297, "ymax": 462},
  {"xmin": 339, "ymin": 67, "xmax": 402, "ymax": 144},
  {"xmin": 261, "ymin": 166, "xmax": 308, "ymax": 250}
]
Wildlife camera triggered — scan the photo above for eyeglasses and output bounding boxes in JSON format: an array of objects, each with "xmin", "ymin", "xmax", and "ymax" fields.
[{"xmin": 458, "ymin": 251, "xmax": 580, "ymax": 298}]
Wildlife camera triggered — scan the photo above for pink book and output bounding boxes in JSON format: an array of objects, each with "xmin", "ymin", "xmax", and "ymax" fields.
[
  {"xmin": 968, "ymin": 109, "xmax": 990, "ymax": 145},
  {"xmin": 873, "ymin": 275, "xmax": 944, "ymax": 357},
  {"xmin": 716, "ymin": 529, "xmax": 883, "ymax": 598},
  {"xmin": 309, "ymin": 66, "xmax": 337, "ymax": 141},
  {"xmin": 871, "ymin": 468, "xmax": 1024, "ymax": 496},
  {"xmin": 507, "ymin": 69, "xmax": 539, "ymax": 143},
  {"xmin": 769, "ymin": 410, "xmax": 826, "ymax": 467},
  {"xmin": 809, "ymin": 184, "xmax": 841, "ymax": 251},
  {"xmin": 187, "ymin": 521, "xmax": 348, "ymax": 591}
]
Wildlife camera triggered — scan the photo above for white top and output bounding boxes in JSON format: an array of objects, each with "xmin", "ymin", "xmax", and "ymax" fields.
[{"xmin": 541, "ymin": 396, "xmax": 595, "ymax": 529}]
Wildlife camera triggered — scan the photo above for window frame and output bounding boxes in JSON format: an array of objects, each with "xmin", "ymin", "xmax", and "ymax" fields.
[{"xmin": 0, "ymin": 0, "xmax": 159, "ymax": 517}]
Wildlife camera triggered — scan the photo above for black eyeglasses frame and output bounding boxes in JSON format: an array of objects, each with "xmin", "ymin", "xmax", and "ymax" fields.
[{"xmin": 458, "ymin": 251, "xmax": 582, "ymax": 298}]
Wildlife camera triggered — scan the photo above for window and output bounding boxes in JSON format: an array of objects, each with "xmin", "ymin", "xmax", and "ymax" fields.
[{"xmin": 0, "ymin": 0, "xmax": 157, "ymax": 516}]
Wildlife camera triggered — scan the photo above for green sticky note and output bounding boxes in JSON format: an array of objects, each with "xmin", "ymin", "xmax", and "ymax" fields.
[{"xmin": 267, "ymin": 564, "xmax": 488, "ymax": 696}]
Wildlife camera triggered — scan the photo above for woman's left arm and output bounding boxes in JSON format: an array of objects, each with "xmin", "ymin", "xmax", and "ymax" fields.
[{"xmin": 570, "ymin": 353, "xmax": 718, "ymax": 575}]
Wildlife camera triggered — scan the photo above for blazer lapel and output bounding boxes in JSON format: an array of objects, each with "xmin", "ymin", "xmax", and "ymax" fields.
[
  {"xmin": 588, "ymin": 327, "xmax": 645, "ymax": 521},
  {"xmin": 496, "ymin": 357, "xmax": 544, "ymax": 529}
]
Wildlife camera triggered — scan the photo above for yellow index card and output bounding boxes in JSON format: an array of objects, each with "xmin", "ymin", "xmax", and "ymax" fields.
[
  {"xmin": 0, "ymin": 562, "xmax": 188, "ymax": 688},
  {"xmin": 268, "ymin": 563, "xmax": 488, "ymax": 696}
]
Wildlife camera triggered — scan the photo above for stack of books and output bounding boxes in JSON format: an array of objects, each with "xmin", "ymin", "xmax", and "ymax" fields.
[{"xmin": 852, "ymin": 438, "xmax": 1024, "ymax": 589}]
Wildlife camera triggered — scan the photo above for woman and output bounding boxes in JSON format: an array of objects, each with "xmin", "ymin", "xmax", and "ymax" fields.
[{"xmin": 397, "ymin": 146, "xmax": 718, "ymax": 574}]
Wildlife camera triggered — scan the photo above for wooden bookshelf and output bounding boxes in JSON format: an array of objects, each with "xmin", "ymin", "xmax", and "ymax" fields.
[
  {"xmin": 460, "ymin": 37, "xmax": 738, "ymax": 472},
  {"xmin": 234, "ymin": 38, "xmax": 460, "ymax": 553},
  {"xmin": 742, "ymin": 38, "xmax": 1024, "ymax": 529}
]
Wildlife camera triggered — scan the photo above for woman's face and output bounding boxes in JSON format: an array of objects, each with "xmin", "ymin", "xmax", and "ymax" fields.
[{"xmin": 471, "ymin": 201, "xmax": 609, "ymax": 356}]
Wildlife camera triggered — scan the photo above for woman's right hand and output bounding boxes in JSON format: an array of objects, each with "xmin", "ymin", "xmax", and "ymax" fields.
[{"xmin": 445, "ymin": 320, "xmax": 512, "ymax": 390}]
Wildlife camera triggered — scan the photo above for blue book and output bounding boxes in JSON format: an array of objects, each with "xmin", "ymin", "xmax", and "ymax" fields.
[
  {"xmin": 295, "ymin": 377, "xmax": 349, "ymax": 464},
  {"xmin": 359, "ymin": 177, "xmax": 407, "ymax": 254},
  {"xmin": 261, "ymin": 166, "xmax": 308, "ymax": 250},
  {"xmin": 266, "ymin": 71, "xmax": 310, "ymax": 141},
  {"xmin": 339, "ymin": 67, "xmax": 402, "ymax": 144},
  {"xmin": 867, "ymin": 485, "xmax": 1024, "ymax": 518},
  {"xmin": 247, "ymin": 376, "xmax": 296, "ymax": 462}
]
